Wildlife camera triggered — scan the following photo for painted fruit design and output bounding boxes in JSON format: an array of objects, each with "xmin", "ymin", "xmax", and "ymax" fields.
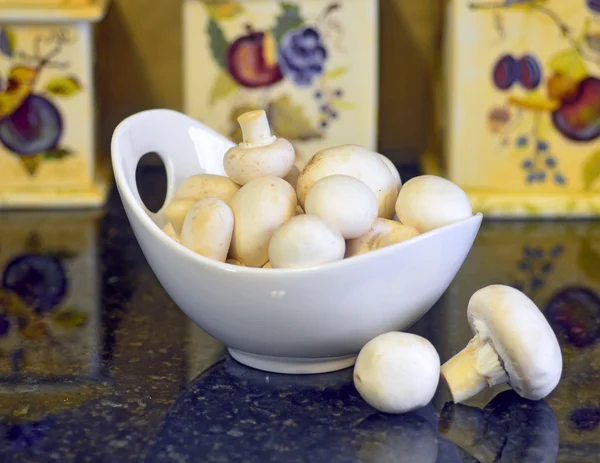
[
  {"xmin": 0, "ymin": 94, "xmax": 63, "ymax": 155},
  {"xmin": 551, "ymin": 77, "xmax": 600, "ymax": 142},
  {"xmin": 545, "ymin": 286, "xmax": 600, "ymax": 348},
  {"xmin": 0, "ymin": 27, "xmax": 81, "ymax": 174},
  {"xmin": 2, "ymin": 254, "xmax": 67, "ymax": 315},
  {"xmin": 227, "ymin": 31, "xmax": 283, "ymax": 88}
]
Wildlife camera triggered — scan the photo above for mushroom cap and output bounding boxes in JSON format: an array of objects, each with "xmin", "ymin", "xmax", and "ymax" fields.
[
  {"xmin": 345, "ymin": 218, "xmax": 419, "ymax": 258},
  {"xmin": 268, "ymin": 215, "xmax": 345, "ymax": 269},
  {"xmin": 395, "ymin": 175, "xmax": 472, "ymax": 233},
  {"xmin": 353, "ymin": 332, "xmax": 440, "ymax": 414},
  {"xmin": 378, "ymin": 154, "xmax": 402, "ymax": 191},
  {"xmin": 296, "ymin": 145, "xmax": 398, "ymax": 219},
  {"xmin": 229, "ymin": 176, "xmax": 297, "ymax": 267},
  {"xmin": 223, "ymin": 137, "xmax": 295, "ymax": 186},
  {"xmin": 174, "ymin": 174, "xmax": 240, "ymax": 204},
  {"xmin": 467, "ymin": 285, "xmax": 562, "ymax": 400},
  {"xmin": 180, "ymin": 197, "xmax": 234, "ymax": 262},
  {"xmin": 305, "ymin": 175, "xmax": 378, "ymax": 239}
]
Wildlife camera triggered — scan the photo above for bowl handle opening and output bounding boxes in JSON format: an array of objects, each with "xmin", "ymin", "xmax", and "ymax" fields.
[{"xmin": 111, "ymin": 109, "xmax": 235, "ymax": 225}]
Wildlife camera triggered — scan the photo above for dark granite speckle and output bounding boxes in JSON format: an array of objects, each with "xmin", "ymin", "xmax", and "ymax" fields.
[{"xmin": 0, "ymin": 166, "xmax": 598, "ymax": 462}]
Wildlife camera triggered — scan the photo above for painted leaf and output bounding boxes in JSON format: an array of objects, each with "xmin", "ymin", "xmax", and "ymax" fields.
[
  {"xmin": 51, "ymin": 308, "xmax": 87, "ymax": 329},
  {"xmin": 582, "ymin": 150, "xmax": 600, "ymax": 190},
  {"xmin": 45, "ymin": 76, "xmax": 82, "ymax": 97},
  {"xmin": 578, "ymin": 240, "xmax": 600, "ymax": 282},
  {"xmin": 208, "ymin": 18, "xmax": 228, "ymax": 69},
  {"xmin": 548, "ymin": 48, "xmax": 588, "ymax": 82},
  {"xmin": 205, "ymin": 2, "xmax": 244, "ymax": 20},
  {"xmin": 273, "ymin": 3, "xmax": 304, "ymax": 45},
  {"xmin": 267, "ymin": 95, "xmax": 322, "ymax": 141},
  {"xmin": 209, "ymin": 70, "xmax": 238, "ymax": 105},
  {"xmin": 0, "ymin": 27, "xmax": 16, "ymax": 58},
  {"xmin": 44, "ymin": 148, "xmax": 73, "ymax": 160},
  {"xmin": 325, "ymin": 66, "xmax": 348, "ymax": 80},
  {"xmin": 20, "ymin": 155, "xmax": 43, "ymax": 175}
]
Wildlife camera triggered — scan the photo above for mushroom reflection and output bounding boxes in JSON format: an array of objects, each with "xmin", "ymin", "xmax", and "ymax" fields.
[
  {"xmin": 439, "ymin": 390, "xmax": 559, "ymax": 463},
  {"xmin": 354, "ymin": 405, "xmax": 439, "ymax": 463}
]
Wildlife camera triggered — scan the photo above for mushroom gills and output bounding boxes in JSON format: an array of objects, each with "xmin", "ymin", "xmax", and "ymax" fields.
[{"xmin": 441, "ymin": 334, "xmax": 509, "ymax": 404}]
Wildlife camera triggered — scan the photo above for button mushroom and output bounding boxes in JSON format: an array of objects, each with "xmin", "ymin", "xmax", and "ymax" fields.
[
  {"xmin": 378, "ymin": 153, "xmax": 402, "ymax": 191},
  {"xmin": 173, "ymin": 173, "xmax": 240, "ymax": 204},
  {"xmin": 223, "ymin": 109, "xmax": 295, "ymax": 185},
  {"xmin": 165, "ymin": 198, "xmax": 197, "ymax": 235},
  {"xmin": 296, "ymin": 145, "xmax": 398, "ymax": 219},
  {"xmin": 441, "ymin": 285, "xmax": 562, "ymax": 404},
  {"xmin": 345, "ymin": 218, "xmax": 419, "ymax": 258},
  {"xmin": 229, "ymin": 176, "xmax": 297, "ymax": 267},
  {"xmin": 268, "ymin": 215, "xmax": 345, "ymax": 269},
  {"xmin": 180, "ymin": 198, "xmax": 234, "ymax": 262},
  {"xmin": 161, "ymin": 222, "xmax": 180, "ymax": 243},
  {"xmin": 395, "ymin": 175, "xmax": 472, "ymax": 233},
  {"xmin": 304, "ymin": 175, "xmax": 378, "ymax": 239},
  {"xmin": 353, "ymin": 332, "xmax": 440, "ymax": 414}
]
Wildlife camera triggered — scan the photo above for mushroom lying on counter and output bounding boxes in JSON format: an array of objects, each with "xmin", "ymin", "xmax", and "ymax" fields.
[
  {"xmin": 353, "ymin": 332, "xmax": 440, "ymax": 414},
  {"xmin": 441, "ymin": 285, "xmax": 562, "ymax": 404},
  {"xmin": 223, "ymin": 109, "xmax": 295, "ymax": 186}
]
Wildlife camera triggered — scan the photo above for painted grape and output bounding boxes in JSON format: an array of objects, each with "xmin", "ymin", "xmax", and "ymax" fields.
[
  {"xmin": 0, "ymin": 95, "xmax": 63, "ymax": 155},
  {"xmin": 278, "ymin": 27, "xmax": 327, "ymax": 87},
  {"xmin": 588, "ymin": 0, "xmax": 600, "ymax": 14},
  {"xmin": 2, "ymin": 254, "xmax": 67, "ymax": 314},
  {"xmin": 518, "ymin": 54, "xmax": 542, "ymax": 90},
  {"xmin": 493, "ymin": 54, "xmax": 518, "ymax": 90}
]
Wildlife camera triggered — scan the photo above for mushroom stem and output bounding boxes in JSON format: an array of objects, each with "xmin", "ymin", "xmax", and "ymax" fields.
[
  {"xmin": 441, "ymin": 336, "xmax": 509, "ymax": 404},
  {"xmin": 238, "ymin": 109, "xmax": 276, "ymax": 147}
]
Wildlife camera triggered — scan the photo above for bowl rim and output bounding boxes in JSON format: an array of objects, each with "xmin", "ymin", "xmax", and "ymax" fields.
[{"xmin": 112, "ymin": 110, "xmax": 483, "ymax": 276}]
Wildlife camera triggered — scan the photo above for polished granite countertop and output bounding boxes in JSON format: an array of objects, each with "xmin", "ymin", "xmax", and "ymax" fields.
[{"xmin": 0, "ymin": 167, "xmax": 599, "ymax": 462}]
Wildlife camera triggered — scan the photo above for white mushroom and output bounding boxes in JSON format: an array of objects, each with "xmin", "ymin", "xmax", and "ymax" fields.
[
  {"xmin": 180, "ymin": 198, "xmax": 234, "ymax": 262},
  {"xmin": 223, "ymin": 110, "xmax": 295, "ymax": 185},
  {"xmin": 304, "ymin": 175, "xmax": 377, "ymax": 239},
  {"xmin": 173, "ymin": 173, "xmax": 240, "ymax": 204},
  {"xmin": 229, "ymin": 176, "xmax": 297, "ymax": 267},
  {"xmin": 378, "ymin": 154, "xmax": 402, "ymax": 190},
  {"xmin": 284, "ymin": 165, "xmax": 300, "ymax": 189},
  {"xmin": 345, "ymin": 218, "xmax": 419, "ymax": 258},
  {"xmin": 165, "ymin": 198, "xmax": 197, "ymax": 235},
  {"xmin": 226, "ymin": 258, "xmax": 244, "ymax": 266},
  {"xmin": 395, "ymin": 175, "xmax": 472, "ymax": 233},
  {"xmin": 353, "ymin": 332, "xmax": 440, "ymax": 414},
  {"xmin": 161, "ymin": 222, "xmax": 180, "ymax": 243},
  {"xmin": 268, "ymin": 215, "xmax": 345, "ymax": 269},
  {"xmin": 296, "ymin": 145, "xmax": 398, "ymax": 219},
  {"xmin": 441, "ymin": 285, "xmax": 562, "ymax": 404}
]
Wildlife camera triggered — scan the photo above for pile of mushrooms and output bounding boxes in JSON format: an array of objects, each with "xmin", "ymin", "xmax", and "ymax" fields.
[
  {"xmin": 160, "ymin": 109, "xmax": 473, "ymax": 268},
  {"xmin": 353, "ymin": 284, "xmax": 562, "ymax": 414}
]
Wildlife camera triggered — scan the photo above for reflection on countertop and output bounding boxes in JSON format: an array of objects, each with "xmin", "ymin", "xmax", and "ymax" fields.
[{"xmin": 0, "ymin": 171, "xmax": 598, "ymax": 461}]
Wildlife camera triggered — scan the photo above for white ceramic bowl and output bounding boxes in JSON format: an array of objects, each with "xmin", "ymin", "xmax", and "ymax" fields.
[{"xmin": 111, "ymin": 109, "xmax": 482, "ymax": 374}]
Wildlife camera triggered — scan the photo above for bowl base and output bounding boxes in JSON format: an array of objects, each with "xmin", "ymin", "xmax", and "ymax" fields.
[{"xmin": 228, "ymin": 349, "xmax": 357, "ymax": 375}]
